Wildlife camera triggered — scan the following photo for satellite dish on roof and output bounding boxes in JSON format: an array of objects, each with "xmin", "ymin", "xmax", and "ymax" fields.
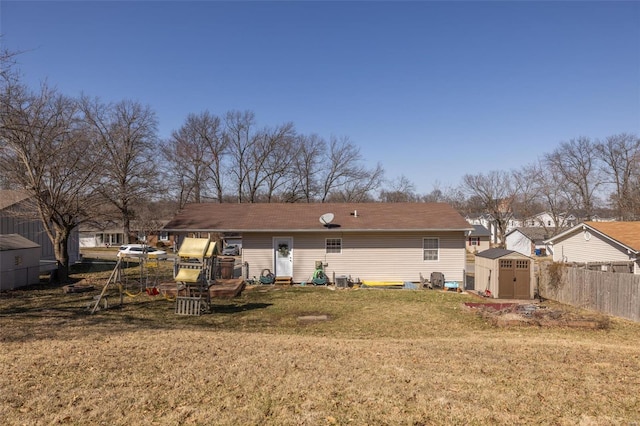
[{"xmin": 319, "ymin": 213, "xmax": 335, "ymax": 226}]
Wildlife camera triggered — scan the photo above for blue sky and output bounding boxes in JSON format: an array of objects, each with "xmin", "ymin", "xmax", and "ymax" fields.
[{"xmin": 1, "ymin": 1, "xmax": 639, "ymax": 194}]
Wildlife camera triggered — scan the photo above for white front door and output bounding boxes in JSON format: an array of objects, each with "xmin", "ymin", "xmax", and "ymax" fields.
[{"xmin": 274, "ymin": 237, "xmax": 293, "ymax": 277}]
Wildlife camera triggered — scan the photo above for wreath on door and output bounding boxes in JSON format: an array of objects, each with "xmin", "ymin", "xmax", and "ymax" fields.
[{"xmin": 278, "ymin": 243, "xmax": 290, "ymax": 257}]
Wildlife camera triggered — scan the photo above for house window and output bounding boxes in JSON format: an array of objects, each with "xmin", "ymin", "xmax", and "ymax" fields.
[
  {"xmin": 326, "ymin": 238, "xmax": 342, "ymax": 254},
  {"xmin": 159, "ymin": 231, "xmax": 169, "ymax": 242},
  {"xmin": 468, "ymin": 237, "xmax": 480, "ymax": 246},
  {"xmin": 423, "ymin": 238, "xmax": 439, "ymax": 261},
  {"xmin": 100, "ymin": 233, "xmax": 122, "ymax": 246}
]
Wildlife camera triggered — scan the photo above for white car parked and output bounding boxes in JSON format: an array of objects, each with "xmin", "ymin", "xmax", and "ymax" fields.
[{"xmin": 117, "ymin": 244, "xmax": 168, "ymax": 260}]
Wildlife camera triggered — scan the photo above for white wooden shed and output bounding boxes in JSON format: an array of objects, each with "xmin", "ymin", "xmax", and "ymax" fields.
[
  {"xmin": 0, "ymin": 234, "xmax": 41, "ymax": 291},
  {"xmin": 474, "ymin": 248, "xmax": 535, "ymax": 299}
]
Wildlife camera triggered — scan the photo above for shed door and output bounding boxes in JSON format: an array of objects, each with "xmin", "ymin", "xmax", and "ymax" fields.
[
  {"xmin": 514, "ymin": 259, "xmax": 531, "ymax": 299},
  {"xmin": 498, "ymin": 258, "xmax": 531, "ymax": 299},
  {"xmin": 498, "ymin": 259, "xmax": 515, "ymax": 298}
]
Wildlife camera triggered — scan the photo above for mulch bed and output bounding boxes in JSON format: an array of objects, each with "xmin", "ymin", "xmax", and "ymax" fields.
[{"xmin": 464, "ymin": 302, "xmax": 610, "ymax": 329}]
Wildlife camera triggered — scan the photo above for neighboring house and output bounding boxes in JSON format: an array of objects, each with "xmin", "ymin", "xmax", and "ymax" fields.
[
  {"xmin": 590, "ymin": 214, "xmax": 617, "ymax": 223},
  {"xmin": 79, "ymin": 220, "xmax": 175, "ymax": 249},
  {"xmin": 467, "ymin": 225, "xmax": 491, "ymax": 253},
  {"xmin": 466, "ymin": 214, "xmax": 500, "ymax": 245},
  {"xmin": 505, "ymin": 227, "xmax": 560, "ymax": 257},
  {"xmin": 79, "ymin": 221, "xmax": 124, "ymax": 248},
  {"xmin": 475, "ymin": 248, "xmax": 535, "ymax": 299},
  {"xmin": 164, "ymin": 202, "xmax": 474, "ymax": 284},
  {"xmin": 467, "ymin": 211, "xmax": 580, "ymax": 246},
  {"xmin": 0, "ymin": 190, "xmax": 79, "ymax": 270},
  {"xmin": 466, "ymin": 213, "xmax": 523, "ymax": 245},
  {"xmin": 544, "ymin": 221, "xmax": 640, "ymax": 274},
  {"xmin": 521, "ymin": 211, "xmax": 577, "ymax": 229}
]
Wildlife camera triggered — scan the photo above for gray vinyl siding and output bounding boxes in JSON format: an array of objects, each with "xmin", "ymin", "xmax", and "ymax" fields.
[
  {"xmin": 1, "ymin": 211, "xmax": 55, "ymax": 261},
  {"xmin": 242, "ymin": 231, "xmax": 467, "ymax": 284},
  {"xmin": 552, "ymin": 229, "xmax": 633, "ymax": 264}
]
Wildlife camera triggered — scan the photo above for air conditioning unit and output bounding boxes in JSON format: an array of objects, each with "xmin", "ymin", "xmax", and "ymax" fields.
[{"xmin": 335, "ymin": 275, "xmax": 348, "ymax": 288}]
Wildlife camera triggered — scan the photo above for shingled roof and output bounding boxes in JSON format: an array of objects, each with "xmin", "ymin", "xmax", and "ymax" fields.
[
  {"xmin": 0, "ymin": 190, "xmax": 31, "ymax": 210},
  {"xmin": 583, "ymin": 221, "xmax": 640, "ymax": 253},
  {"xmin": 163, "ymin": 202, "xmax": 473, "ymax": 233},
  {"xmin": 506, "ymin": 227, "xmax": 559, "ymax": 243}
]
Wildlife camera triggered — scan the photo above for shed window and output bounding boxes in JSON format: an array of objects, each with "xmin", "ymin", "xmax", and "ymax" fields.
[
  {"xmin": 326, "ymin": 238, "xmax": 342, "ymax": 254},
  {"xmin": 423, "ymin": 238, "xmax": 439, "ymax": 261}
]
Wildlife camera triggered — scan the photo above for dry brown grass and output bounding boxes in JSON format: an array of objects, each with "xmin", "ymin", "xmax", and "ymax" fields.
[{"xmin": 1, "ymin": 262, "xmax": 640, "ymax": 425}]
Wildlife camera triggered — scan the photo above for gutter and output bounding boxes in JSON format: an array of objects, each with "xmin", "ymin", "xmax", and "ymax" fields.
[{"xmin": 163, "ymin": 228, "xmax": 475, "ymax": 233}]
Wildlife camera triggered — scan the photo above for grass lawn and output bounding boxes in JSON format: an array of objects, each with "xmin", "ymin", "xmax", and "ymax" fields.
[{"xmin": 1, "ymin": 260, "xmax": 639, "ymax": 425}]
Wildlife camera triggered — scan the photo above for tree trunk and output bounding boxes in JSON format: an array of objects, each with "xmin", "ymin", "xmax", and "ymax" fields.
[
  {"xmin": 52, "ymin": 232, "xmax": 70, "ymax": 283},
  {"xmin": 123, "ymin": 215, "xmax": 131, "ymax": 244}
]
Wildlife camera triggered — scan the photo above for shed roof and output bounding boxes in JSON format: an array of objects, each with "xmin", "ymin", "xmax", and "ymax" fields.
[
  {"xmin": 163, "ymin": 202, "xmax": 473, "ymax": 233},
  {"xmin": 0, "ymin": 234, "xmax": 40, "ymax": 251},
  {"xmin": 476, "ymin": 248, "xmax": 517, "ymax": 259}
]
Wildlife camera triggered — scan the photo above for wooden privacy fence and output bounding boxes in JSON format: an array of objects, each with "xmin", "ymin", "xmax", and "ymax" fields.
[{"xmin": 539, "ymin": 263, "xmax": 640, "ymax": 322}]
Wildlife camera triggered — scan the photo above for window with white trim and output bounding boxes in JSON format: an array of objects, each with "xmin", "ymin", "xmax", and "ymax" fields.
[
  {"xmin": 159, "ymin": 231, "xmax": 169, "ymax": 242},
  {"xmin": 423, "ymin": 237, "xmax": 439, "ymax": 261},
  {"xmin": 326, "ymin": 238, "xmax": 342, "ymax": 254},
  {"xmin": 468, "ymin": 236, "xmax": 480, "ymax": 246}
]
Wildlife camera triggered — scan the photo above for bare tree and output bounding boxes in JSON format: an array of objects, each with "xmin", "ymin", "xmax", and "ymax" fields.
[
  {"xmin": 224, "ymin": 110, "xmax": 256, "ymax": 203},
  {"xmin": 0, "ymin": 83, "xmax": 104, "ymax": 281},
  {"xmin": 162, "ymin": 135, "xmax": 209, "ymax": 208},
  {"xmin": 379, "ymin": 175, "xmax": 419, "ymax": 202},
  {"xmin": 528, "ymin": 160, "xmax": 575, "ymax": 235},
  {"xmin": 285, "ymin": 133, "xmax": 326, "ymax": 202},
  {"xmin": 319, "ymin": 136, "xmax": 384, "ymax": 202},
  {"xmin": 260, "ymin": 123, "xmax": 297, "ymax": 202},
  {"xmin": 511, "ymin": 164, "xmax": 542, "ymax": 221},
  {"xmin": 461, "ymin": 170, "xmax": 520, "ymax": 245},
  {"xmin": 329, "ymin": 162, "xmax": 384, "ymax": 202},
  {"xmin": 199, "ymin": 112, "xmax": 228, "ymax": 203},
  {"xmin": 0, "ymin": 43, "xmax": 20, "ymax": 87},
  {"xmin": 543, "ymin": 137, "xmax": 602, "ymax": 220},
  {"xmin": 81, "ymin": 97, "xmax": 159, "ymax": 243},
  {"xmin": 162, "ymin": 111, "xmax": 226, "ymax": 207},
  {"xmin": 244, "ymin": 122, "xmax": 296, "ymax": 202},
  {"xmin": 595, "ymin": 133, "xmax": 640, "ymax": 220}
]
